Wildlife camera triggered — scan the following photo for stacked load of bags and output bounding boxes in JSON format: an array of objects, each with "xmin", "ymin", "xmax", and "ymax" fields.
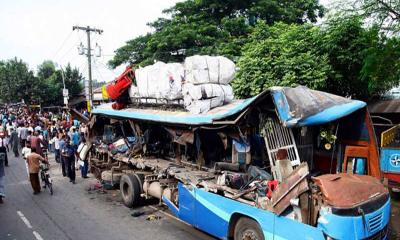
[
  {"xmin": 182, "ymin": 55, "xmax": 235, "ymax": 113},
  {"xmin": 134, "ymin": 61, "xmax": 184, "ymax": 100},
  {"xmin": 106, "ymin": 55, "xmax": 236, "ymax": 114}
]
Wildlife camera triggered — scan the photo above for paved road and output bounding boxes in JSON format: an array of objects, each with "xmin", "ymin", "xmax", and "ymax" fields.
[{"xmin": 0, "ymin": 152, "xmax": 215, "ymax": 240}]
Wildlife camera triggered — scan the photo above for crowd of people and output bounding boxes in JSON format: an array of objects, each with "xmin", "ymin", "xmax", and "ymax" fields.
[{"xmin": 0, "ymin": 105, "xmax": 89, "ymax": 203}]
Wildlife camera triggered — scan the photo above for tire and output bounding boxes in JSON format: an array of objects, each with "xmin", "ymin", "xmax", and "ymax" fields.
[
  {"xmin": 48, "ymin": 183, "xmax": 53, "ymax": 195},
  {"xmin": 389, "ymin": 187, "xmax": 400, "ymax": 200},
  {"xmin": 234, "ymin": 217, "xmax": 264, "ymax": 240},
  {"xmin": 120, "ymin": 174, "xmax": 142, "ymax": 208}
]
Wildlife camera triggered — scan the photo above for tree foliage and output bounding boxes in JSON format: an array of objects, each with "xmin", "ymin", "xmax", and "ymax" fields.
[
  {"xmin": 108, "ymin": 0, "xmax": 400, "ymax": 101},
  {"xmin": 232, "ymin": 22, "xmax": 330, "ymax": 97},
  {"xmin": 321, "ymin": 16, "xmax": 400, "ymax": 100},
  {"xmin": 335, "ymin": 0, "xmax": 400, "ymax": 34},
  {"xmin": 0, "ymin": 59, "xmax": 83, "ymax": 106},
  {"xmin": 109, "ymin": 0, "xmax": 324, "ymax": 68},
  {"xmin": 234, "ymin": 16, "xmax": 400, "ymax": 100}
]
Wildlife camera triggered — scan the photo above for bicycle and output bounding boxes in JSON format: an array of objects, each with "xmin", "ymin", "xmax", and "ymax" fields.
[{"xmin": 40, "ymin": 162, "xmax": 53, "ymax": 195}]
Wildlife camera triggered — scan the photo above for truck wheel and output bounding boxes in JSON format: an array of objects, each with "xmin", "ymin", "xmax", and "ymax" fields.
[
  {"xmin": 234, "ymin": 217, "xmax": 264, "ymax": 240},
  {"xmin": 120, "ymin": 174, "xmax": 142, "ymax": 208}
]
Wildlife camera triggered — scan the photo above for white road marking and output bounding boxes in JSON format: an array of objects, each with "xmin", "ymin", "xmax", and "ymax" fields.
[
  {"xmin": 17, "ymin": 211, "xmax": 45, "ymax": 240},
  {"xmin": 17, "ymin": 211, "xmax": 32, "ymax": 229},
  {"xmin": 33, "ymin": 231, "xmax": 44, "ymax": 240}
]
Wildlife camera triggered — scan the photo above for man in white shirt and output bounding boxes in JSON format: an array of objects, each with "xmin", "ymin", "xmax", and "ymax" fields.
[
  {"xmin": 54, "ymin": 134, "xmax": 61, "ymax": 163},
  {"xmin": 21, "ymin": 142, "xmax": 31, "ymax": 178}
]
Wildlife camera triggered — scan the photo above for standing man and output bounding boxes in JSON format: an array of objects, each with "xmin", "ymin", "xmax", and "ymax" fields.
[
  {"xmin": 71, "ymin": 127, "xmax": 80, "ymax": 170},
  {"xmin": 26, "ymin": 147, "xmax": 48, "ymax": 194},
  {"xmin": 0, "ymin": 145, "xmax": 5, "ymax": 203},
  {"xmin": 71, "ymin": 128, "xmax": 80, "ymax": 150},
  {"xmin": 19, "ymin": 124, "xmax": 29, "ymax": 149},
  {"xmin": 59, "ymin": 134, "xmax": 66, "ymax": 177},
  {"xmin": 53, "ymin": 133, "xmax": 61, "ymax": 163},
  {"xmin": 9, "ymin": 127, "xmax": 19, "ymax": 157},
  {"xmin": 62, "ymin": 137, "xmax": 76, "ymax": 184},
  {"xmin": 0, "ymin": 132, "xmax": 8, "ymax": 167},
  {"xmin": 21, "ymin": 142, "xmax": 32, "ymax": 179},
  {"xmin": 30, "ymin": 131, "xmax": 44, "ymax": 157}
]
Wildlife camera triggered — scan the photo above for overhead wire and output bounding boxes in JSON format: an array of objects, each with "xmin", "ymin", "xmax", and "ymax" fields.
[
  {"xmin": 52, "ymin": 30, "xmax": 74, "ymax": 60},
  {"xmin": 93, "ymin": 58, "xmax": 106, "ymax": 83}
]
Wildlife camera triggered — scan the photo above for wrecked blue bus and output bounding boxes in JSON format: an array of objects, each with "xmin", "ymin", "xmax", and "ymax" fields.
[{"xmin": 89, "ymin": 86, "xmax": 390, "ymax": 240}]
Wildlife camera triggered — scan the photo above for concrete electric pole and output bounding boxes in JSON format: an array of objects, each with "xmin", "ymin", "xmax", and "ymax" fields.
[{"xmin": 72, "ymin": 25, "xmax": 103, "ymax": 111}]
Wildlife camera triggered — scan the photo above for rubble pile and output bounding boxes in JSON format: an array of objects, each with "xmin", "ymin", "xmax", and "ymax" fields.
[{"xmin": 104, "ymin": 55, "xmax": 236, "ymax": 114}]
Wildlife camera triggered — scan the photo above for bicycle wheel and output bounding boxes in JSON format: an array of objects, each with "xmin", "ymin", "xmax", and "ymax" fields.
[{"xmin": 48, "ymin": 182, "xmax": 53, "ymax": 195}]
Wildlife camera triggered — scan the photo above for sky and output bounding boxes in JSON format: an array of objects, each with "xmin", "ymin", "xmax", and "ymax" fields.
[
  {"xmin": 0, "ymin": 0, "xmax": 182, "ymax": 83},
  {"xmin": 0, "ymin": 0, "xmax": 332, "ymax": 83}
]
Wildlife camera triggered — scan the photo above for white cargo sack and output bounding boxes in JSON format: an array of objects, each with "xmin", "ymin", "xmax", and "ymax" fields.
[
  {"xmin": 184, "ymin": 96, "xmax": 225, "ymax": 114},
  {"xmin": 135, "ymin": 62, "xmax": 184, "ymax": 100},
  {"xmin": 184, "ymin": 55, "xmax": 235, "ymax": 85},
  {"xmin": 183, "ymin": 83, "xmax": 234, "ymax": 114},
  {"xmin": 183, "ymin": 83, "xmax": 234, "ymax": 101}
]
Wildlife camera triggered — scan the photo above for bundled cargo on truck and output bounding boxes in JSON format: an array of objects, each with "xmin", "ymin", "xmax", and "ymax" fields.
[
  {"xmin": 182, "ymin": 83, "xmax": 234, "ymax": 114},
  {"xmin": 182, "ymin": 55, "xmax": 236, "ymax": 113},
  {"xmin": 107, "ymin": 55, "xmax": 236, "ymax": 113},
  {"xmin": 133, "ymin": 61, "xmax": 184, "ymax": 101},
  {"xmin": 184, "ymin": 55, "xmax": 236, "ymax": 85}
]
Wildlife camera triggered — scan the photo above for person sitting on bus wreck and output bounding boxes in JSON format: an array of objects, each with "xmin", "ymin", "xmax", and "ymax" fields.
[{"xmin": 27, "ymin": 147, "xmax": 48, "ymax": 195}]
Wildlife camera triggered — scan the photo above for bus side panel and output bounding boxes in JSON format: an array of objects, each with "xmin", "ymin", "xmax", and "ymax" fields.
[
  {"xmin": 176, "ymin": 184, "xmax": 196, "ymax": 226},
  {"xmin": 175, "ymin": 183, "xmax": 275, "ymax": 239},
  {"xmin": 273, "ymin": 215, "xmax": 325, "ymax": 240},
  {"xmin": 175, "ymin": 184, "xmax": 325, "ymax": 240}
]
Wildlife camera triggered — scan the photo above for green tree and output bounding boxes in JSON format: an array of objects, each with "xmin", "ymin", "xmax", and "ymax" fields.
[
  {"xmin": 335, "ymin": 0, "xmax": 400, "ymax": 34},
  {"xmin": 36, "ymin": 61, "xmax": 84, "ymax": 106},
  {"xmin": 0, "ymin": 59, "xmax": 84, "ymax": 106},
  {"xmin": 320, "ymin": 16, "xmax": 400, "ymax": 100},
  {"xmin": 232, "ymin": 22, "xmax": 330, "ymax": 98},
  {"xmin": 63, "ymin": 63, "xmax": 84, "ymax": 98},
  {"xmin": 0, "ymin": 58, "xmax": 39, "ymax": 104},
  {"xmin": 109, "ymin": 0, "xmax": 324, "ymax": 68}
]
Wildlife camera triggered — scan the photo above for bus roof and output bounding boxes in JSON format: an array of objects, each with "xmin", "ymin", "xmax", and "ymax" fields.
[{"xmin": 92, "ymin": 86, "xmax": 366, "ymax": 127}]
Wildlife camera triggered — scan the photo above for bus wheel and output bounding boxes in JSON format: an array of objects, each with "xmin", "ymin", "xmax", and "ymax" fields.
[
  {"xmin": 234, "ymin": 217, "xmax": 264, "ymax": 240},
  {"xmin": 120, "ymin": 174, "xmax": 142, "ymax": 208},
  {"xmin": 389, "ymin": 187, "xmax": 400, "ymax": 200}
]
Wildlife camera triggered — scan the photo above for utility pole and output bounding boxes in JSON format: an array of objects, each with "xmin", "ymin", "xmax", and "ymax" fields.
[{"xmin": 72, "ymin": 25, "xmax": 103, "ymax": 111}]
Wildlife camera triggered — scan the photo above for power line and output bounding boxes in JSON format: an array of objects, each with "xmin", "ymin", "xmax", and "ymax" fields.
[
  {"xmin": 52, "ymin": 31, "xmax": 74, "ymax": 60},
  {"xmin": 57, "ymin": 42, "xmax": 77, "ymax": 63},
  {"xmin": 93, "ymin": 59, "xmax": 106, "ymax": 83}
]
